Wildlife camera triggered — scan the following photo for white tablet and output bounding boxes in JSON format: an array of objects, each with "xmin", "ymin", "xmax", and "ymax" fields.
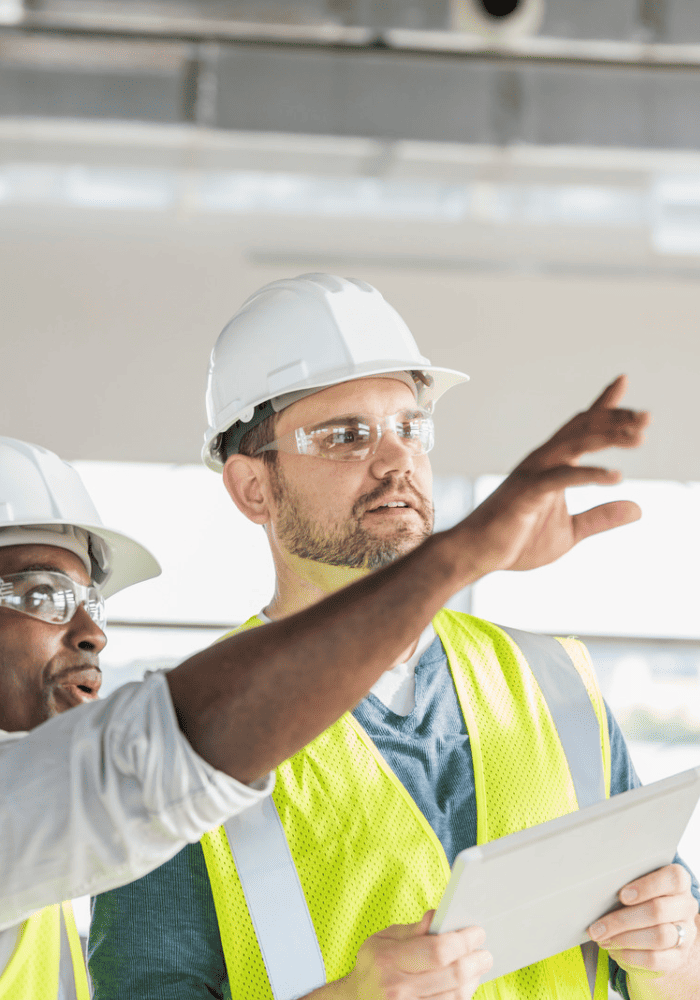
[{"xmin": 429, "ymin": 766, "xmax": 700, "ymax": 984}]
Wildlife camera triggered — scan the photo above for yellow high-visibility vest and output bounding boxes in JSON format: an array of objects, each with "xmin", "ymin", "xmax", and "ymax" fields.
[
  {"xmin": 0, "ymin": 901, "xmax": 90, "ymax": 1000},
  {"xmin": 201, "ymin": 610, "xmax": 612, "ymax": 1000}
]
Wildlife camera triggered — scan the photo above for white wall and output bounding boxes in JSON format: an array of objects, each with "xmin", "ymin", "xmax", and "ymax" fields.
[{"xmin": 2, "ymin": 205, "xmax": 697, "ymax": 481}]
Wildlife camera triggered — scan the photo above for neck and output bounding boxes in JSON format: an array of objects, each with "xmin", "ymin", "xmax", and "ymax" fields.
[
  {"xmin": 265, "ymin": 548, "xmax": 369, "ymax": 620},
  {"xmin": 264, "ymin": 547, "xmax": 422, "ymax": 666}
]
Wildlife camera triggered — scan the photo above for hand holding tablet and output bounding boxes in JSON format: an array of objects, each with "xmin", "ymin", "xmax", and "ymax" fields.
[{"xmin": 429, "ymin": 767, "xmax": 700, "ymax": 984}]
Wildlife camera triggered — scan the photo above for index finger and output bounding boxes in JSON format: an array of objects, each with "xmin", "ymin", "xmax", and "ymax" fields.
[
  {"xmin": 396, "ymin": 924, "xmax": 487, "ymax": 973},
  {"xmin": 589, "ymin": 374, "xmax": 628, "ymax": 411},
  {"xmin": 619, "ymin": 864, "xmax": 691, "ymax": 906}
]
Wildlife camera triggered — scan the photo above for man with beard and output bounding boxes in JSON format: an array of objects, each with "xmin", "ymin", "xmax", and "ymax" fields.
[
  {"xmin": 2, "ymin": 428, "xmax": 616, "ymax": 998},
  {"xmin": 90, "ymin": 274, "xmax": 700, "ymax": 1000}
]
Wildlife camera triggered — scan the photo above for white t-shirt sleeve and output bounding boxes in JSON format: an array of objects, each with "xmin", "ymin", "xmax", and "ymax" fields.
[{"xmin": 0, "ymin": 670, "xmax": 274, "ymax": 931}]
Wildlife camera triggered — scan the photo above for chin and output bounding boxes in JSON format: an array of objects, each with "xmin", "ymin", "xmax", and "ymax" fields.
[{"xmin": 362, "ymin": 534, "xmax": 428, "ymax": 570}]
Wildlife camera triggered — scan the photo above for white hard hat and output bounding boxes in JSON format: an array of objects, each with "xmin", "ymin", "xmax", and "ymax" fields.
[
  {"xmin": 203, "ymin": 273, "xmax": 469, "ymax": 471},
  {"xmin": 0, "ymin": 437, "xmax": 160, "ymax": 598}
]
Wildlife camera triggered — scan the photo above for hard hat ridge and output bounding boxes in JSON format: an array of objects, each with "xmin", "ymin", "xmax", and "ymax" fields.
[{"xmin": 203, "ymin": 273, "xmax": 469, "ymax": 471}]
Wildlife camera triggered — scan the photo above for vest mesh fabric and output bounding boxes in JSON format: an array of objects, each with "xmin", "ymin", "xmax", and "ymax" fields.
[
  {"xmin": 203, "ymin": 611, "xmax": 611, "ymax": 1000},
  {"xmin": 0, "ymin": 907, "xmax": 60, "ymax": 999},
  {"xmin": 435, "ymin": 613, "xmax": 580, "ymax": 843},
  {"xmin": 435, "ymin": 613, "xmax": 611, "ymax": 1000},
  {"xmin": 0, "ymin": 902, "xmax": 89, "ymax": 1000},
  {"xmin": 202, "ymin": 643, "xmax": 451, "ymax": 999},
  {"xmin": 273, "ymin": 712, "xmax": 450, "ymax": 977}
]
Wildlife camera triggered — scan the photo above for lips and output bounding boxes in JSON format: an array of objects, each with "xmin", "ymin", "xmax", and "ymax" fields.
[
  {"xmin": 364, "ymin": 491, "xmax": 416, "ymax": 513},
  {"xmin": 367, "ymin": 500, "xmax": 413, "ymax": 513},
  {"xmin": 53, "ymin": 666, "xmax": 102, "ymax": 707},
  {"xmin": 353, "ymin": 479, "xmax": 432, "ymax": 529}
]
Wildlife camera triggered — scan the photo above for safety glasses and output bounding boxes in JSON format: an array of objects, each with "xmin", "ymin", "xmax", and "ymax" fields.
[
  {"xmin": 254, "ymin": 408, "xmax": 435, "ymax": 462},
  {"xmin": 0, "ymin": 570, "xmax": 105, "ymax": 629}
]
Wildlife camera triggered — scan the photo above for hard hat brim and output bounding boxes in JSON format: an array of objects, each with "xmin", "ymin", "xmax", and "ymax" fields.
[{"xmin": 1, "ymin": 517, "xmax": 161, "ymax": 599}]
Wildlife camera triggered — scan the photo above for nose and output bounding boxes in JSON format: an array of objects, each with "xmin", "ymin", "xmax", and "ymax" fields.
[
  {"xmin": 67, "ymin": 603, "xmax": 107, "ymax": 654},
  {"xmin": 368, "ymin": 427, "xmax": 417, "ymax": 480}
]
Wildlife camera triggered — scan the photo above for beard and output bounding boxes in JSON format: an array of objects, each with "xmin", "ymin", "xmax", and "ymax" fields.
[{"xmin": 269, "ymin": 462, "xmax": 434, "ymax": 571}]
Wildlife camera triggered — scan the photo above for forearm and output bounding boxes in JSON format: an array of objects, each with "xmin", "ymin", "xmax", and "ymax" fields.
[
  {"xmin": 627, "ymin": 916, "xmax": 700, "ymax": 1000},
  {"xmin": 166, "ymin": 523, "xmax": 479, "ymax": 783},
  {"xmin": 0, "ymin": 674, "xmax": 258, "ymax": 928},
  {"xmin": 167, "ymin": 379, "xmax": 650, "ymax": 783}
]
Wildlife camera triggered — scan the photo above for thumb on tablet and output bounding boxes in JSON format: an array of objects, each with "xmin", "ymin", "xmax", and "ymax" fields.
[{"xmin": 377, "ymin": 911, "xmax": 434, "ymax": 940}]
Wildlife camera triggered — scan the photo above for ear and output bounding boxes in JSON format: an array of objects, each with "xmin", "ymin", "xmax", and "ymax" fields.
[{"xmin": 222, "ymin": 454, "xmax": 272, "ymax": 525}]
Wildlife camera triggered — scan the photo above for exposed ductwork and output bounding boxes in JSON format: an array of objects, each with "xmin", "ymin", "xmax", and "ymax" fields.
[{"xmin": 0, "ymin": 2, "xmax": 699, "ymax": 151}]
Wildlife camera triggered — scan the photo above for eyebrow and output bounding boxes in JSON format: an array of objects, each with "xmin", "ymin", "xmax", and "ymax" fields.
[
  {"xmin": 310, "ymin": 414, "xmax": 368, "ymax": 426},
  {"xmin": 17, "ymin": 564, "xmax": 68, "ymax": 575},
  {"xmin": 308, "ymin": 408, "xmax": 425, "ymax": 427}
]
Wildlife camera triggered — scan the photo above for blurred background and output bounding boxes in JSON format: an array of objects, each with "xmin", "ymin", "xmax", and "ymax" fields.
[{"xmin": 1, "ymin": 0, "xmax": 700, "ymax": 935}]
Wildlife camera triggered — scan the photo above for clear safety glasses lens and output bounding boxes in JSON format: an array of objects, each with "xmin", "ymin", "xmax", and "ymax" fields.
[
  {"xmin": 0, "ymin": 571, "xmax": 105, "ymax": 628},
  {"xmin": 257, "ymin": 409, "xmax": 435, "ymax": 462}
]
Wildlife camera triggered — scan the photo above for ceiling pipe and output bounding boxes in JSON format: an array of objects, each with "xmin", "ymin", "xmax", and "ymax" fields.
[{"xmin": 5, "ymin": 7, "xmax": 700, "ymax": 71}]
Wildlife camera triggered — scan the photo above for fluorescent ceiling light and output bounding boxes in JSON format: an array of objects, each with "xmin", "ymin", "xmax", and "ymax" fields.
[
  {"xmin": 3, "ymin": 160, "xmax": 700, "ymax": 258},
  {"xmin": 197, "ymin": 171, "xmax": 471, "ymax": 220},
  {"xmin": 63, "ymin": 166, "xmax": 176, "ymax": 210}
]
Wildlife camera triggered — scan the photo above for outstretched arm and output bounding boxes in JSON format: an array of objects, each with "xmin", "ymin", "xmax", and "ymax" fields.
[{"xmin": 167, "ymin": 375, "xmax": 650, "ymax": 783}]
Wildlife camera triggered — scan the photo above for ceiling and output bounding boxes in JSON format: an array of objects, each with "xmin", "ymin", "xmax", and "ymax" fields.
[
  {"xmin": 1, "ymin": 1, "xmax": 699, "ymax": 481},
  {"xmin": 3, "ymin": 1, "xmax": 700, "ymax": 149}
]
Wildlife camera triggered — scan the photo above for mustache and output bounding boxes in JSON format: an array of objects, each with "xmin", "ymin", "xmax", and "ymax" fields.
[
  {"xmin": 51, "ymin": 664, "xmax": 102, "ymax": 685},
  {"xmin": 352, "ymin": 479, "xmax": 433, "ymax": 521}
]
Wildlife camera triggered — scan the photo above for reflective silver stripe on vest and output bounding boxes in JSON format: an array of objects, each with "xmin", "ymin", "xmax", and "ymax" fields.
[
  {"xmin": 222, "ymin": 795, "xmax": 326, "ymax": 1000},
  {"xmin": 57, "ymin": 911, "xmax": 79, "ymax": 1000},
  {"xmin": 497, "ymin": 625, "xmax": 604, "ymax": 1000},
  {"xmin": 580, "ymin": 940, "xmax": 599, "ymax": 998},
  {"xmin": 497, "ymin": 625, "xmax": 605, "ymax": 810}
]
